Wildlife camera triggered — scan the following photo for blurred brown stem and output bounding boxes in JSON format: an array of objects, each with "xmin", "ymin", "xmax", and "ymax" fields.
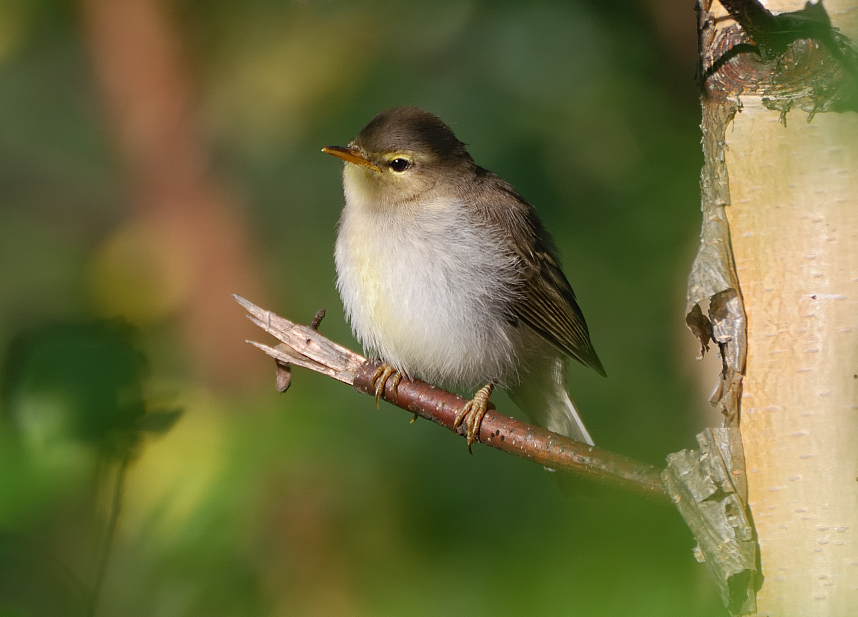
[
  {"xmin": 79, "ymin": 0, "xmax": 266, "ymax": 385},
  {"xmin": 235, "ymin": 295, "xmax": 670, "ymax": 504}
]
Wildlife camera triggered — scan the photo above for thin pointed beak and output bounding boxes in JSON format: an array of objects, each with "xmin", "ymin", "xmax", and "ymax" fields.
[{"xmin": 322, "ymin": 145, "xmax": 382, "ymax": 172}]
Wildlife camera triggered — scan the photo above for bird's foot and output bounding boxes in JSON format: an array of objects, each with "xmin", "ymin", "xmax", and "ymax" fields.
[
  {"xmin": 453, "ymin": 383, "xmax": 494, "ymax": 453},
  {"xmin": 369, "ymin": 363, "xmax": 401, "ymax": 408}
]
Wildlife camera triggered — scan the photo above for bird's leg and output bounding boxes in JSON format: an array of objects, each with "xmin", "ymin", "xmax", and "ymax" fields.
[
  {"xmin": 369, "ymin": 362, "xmax": 401, "ymax": 408},
  {"xmin": 454, "ymin": 383, "xmax": 494, "ymax": 453}
]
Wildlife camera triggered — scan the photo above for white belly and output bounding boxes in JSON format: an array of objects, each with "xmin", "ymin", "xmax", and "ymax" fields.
[{"xmin": 335, "ymin": 199, "xmax": 522, "ymax": 388}]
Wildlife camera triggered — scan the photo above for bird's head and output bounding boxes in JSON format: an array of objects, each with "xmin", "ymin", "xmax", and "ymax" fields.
[{"xmin": 323, "ymin": 107, "xmax": 473, "ymax": 209}]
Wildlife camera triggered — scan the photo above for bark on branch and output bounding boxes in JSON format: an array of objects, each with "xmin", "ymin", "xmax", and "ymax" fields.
[{"xmin": 234, "ymin": 295, "xmax": 670, "ymax": 504}]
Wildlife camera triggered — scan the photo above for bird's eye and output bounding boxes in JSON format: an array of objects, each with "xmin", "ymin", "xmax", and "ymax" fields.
[{"xmin": 389, "ymin": 158, "xmax": 411, "ymax": 172}]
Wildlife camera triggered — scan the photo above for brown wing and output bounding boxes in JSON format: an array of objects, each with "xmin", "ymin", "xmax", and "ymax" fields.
[
  {"xmin": 514, "ymin": 241, "xmax": 606, "ymax": 376},
  {"xmin": 471, "ymin": 171, "xmax": 605, "ymax": 377}
]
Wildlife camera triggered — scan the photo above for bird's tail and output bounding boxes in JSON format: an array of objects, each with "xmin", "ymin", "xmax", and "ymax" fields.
[{"xmin": 507, "ymin": 356, "xmax": 594, "ymax": 445}]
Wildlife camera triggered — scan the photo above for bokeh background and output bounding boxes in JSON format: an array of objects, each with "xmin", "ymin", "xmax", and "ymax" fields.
[{"xmin": 0, "ymin": 0, "xmax": 727, "ymax": 615}]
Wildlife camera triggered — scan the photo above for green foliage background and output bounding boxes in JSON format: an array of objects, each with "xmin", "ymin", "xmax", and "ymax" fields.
[{"xmin": 0, "ymin": 1, "xmax": 726, "ymax": 615}]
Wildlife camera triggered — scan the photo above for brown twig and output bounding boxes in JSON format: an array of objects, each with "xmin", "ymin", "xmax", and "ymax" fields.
[{"xmin": 235, "ymin": 295, "xmax": 670, "ymax": 504}]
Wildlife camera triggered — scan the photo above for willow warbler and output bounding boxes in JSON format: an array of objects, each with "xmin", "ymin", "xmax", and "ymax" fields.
[{"xmin": 324, "ymin": 107, "xmax": 605, "ymax": 449}]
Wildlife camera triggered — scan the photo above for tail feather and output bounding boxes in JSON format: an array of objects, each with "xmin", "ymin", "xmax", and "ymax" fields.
[
  {"xmin": 558, "ymin": 390, "xmax": 594, "ymax": 446},
  {"xmin": 507, "ymin": 355, "xmax": 600, "ymax": 499},
  {"xmin": 507, "ymin": 356, "xmax": 594, "ymax": 445}
]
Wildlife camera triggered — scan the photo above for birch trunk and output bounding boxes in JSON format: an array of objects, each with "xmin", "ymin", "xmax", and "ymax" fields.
[
  {"xmin": 728, "ymin": 101, "xmax": 858, "ymax": 615},
  {"xmin": 706, "ymin": 1, "xmax": 858, "ymax": 614}
]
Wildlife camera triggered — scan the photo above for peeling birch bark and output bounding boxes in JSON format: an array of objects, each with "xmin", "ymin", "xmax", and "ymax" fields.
[{"xmin": 694, "ymin": 0, "xmax": 858, "ymax": 614}]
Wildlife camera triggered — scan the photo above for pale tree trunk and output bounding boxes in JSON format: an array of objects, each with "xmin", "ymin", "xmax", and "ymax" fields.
[
  {"xmin": 729, "ymin": 100, "xmax": 858, "ymax": 614},
  {"xmin": 693, "ymin": 0, "xmax": 858, "ymax": 614}
]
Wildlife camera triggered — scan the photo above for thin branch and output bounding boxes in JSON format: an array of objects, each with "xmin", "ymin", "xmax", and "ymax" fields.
[
  {"xmin": 88, "ymin": 455, "xmax": 130, "ymax": 617},
  {"xmin": 235, "ymin": 295, "xmax": 670, "ymax": 504}
]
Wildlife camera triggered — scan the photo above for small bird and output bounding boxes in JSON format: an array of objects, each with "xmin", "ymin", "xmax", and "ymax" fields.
[{"xmin": 323, "ymin": 107, "xmax": 605, "ymax": 449}]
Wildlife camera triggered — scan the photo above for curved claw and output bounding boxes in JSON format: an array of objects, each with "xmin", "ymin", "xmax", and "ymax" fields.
[
  {"xmin": 369, "ymin": 363, "xmax": 401, "ymax": 408},
  {"xmin": 453, "ymin": 383, "xmax": 494, "ymax": 453}
]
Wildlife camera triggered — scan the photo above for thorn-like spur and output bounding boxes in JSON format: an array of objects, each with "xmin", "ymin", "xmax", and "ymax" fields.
[
  {"xmin": 453, "ymin": 383, "xmax": 494, "ymax": 453},
  {"xmin": 310, "ymin": 309, "xmax": 326, "ymax": 330},
  {"xmin": 369, "ymin": 363, "xmax": 401, "ymax": 408}
]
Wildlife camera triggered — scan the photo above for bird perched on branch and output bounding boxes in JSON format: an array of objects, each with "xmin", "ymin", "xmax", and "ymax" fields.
[{"xmin": 324, "ymin": 106, "xmax": 605, "ymax": 450}]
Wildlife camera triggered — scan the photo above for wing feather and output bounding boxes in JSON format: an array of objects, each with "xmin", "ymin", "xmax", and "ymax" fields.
[{"xmin": 469, "ymin": 172, "xmax": 606, "ymax": 377}]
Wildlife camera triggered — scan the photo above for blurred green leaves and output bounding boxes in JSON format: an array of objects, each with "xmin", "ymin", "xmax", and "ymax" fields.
[
  {"xmin": 0, "ymin": 1, "xmax": 723, "ymax": 615},
  {"xmin": 2, "ymin": 320, "xmax": 180, "ymax": 463},
  {"xmin": 0, "ymin": 319, "xmax": 182, "ymax": 617}
]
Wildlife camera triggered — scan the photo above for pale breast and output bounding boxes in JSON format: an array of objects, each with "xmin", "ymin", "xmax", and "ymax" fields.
[{"xmin": 335, "ymin": 199, "xmax": 523, "ymax": 388}]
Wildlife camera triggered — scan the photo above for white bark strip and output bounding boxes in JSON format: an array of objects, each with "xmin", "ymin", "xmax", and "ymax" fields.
[{"xmin": 725, "ymin": 96, "xmax": 858, "ymax": 615}]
